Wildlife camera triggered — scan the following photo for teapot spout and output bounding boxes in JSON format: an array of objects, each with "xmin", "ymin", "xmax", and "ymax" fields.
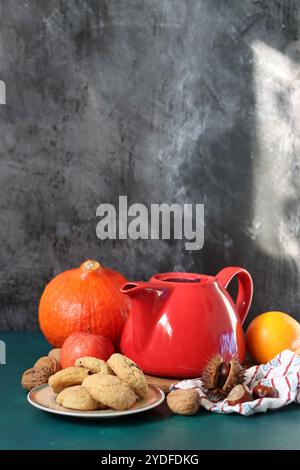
[
  {"xmin": 121, "ymin": 282, "xmax": 145, "ymax": 296},
  {"xmin": 120, "ymin": 281, "xmax": 171, "ymax": 348},
  {"xmin": 121, "ymin": 281, "xmax": 167, "ymax": 297}
]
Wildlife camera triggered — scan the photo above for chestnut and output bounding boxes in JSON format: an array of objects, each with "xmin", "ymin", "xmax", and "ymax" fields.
[
  {"xmin": 227, "ymin": 384, "xmax": 252, "ymax": 406},
  {"xmin": 216, "ymin": 362, "xmax": 231, "ymax": 389},
  {"xmin": 202, "ymin": 354, "xmax": 245, "ymax": 402},
  {"xmin": 252, "ymin": 384, "xmax": 279, "ymax": 399}
]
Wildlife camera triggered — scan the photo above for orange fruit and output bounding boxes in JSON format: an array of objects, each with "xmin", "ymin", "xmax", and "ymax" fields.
[{"xmin": 246, "ymin": 311, "xmax": 300, "ymax": 363}]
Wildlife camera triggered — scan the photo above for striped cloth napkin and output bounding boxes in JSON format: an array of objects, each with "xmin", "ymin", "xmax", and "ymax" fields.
[{"xmin": 171, "ymin": 350, "xmax": 300, "ymax": 416}]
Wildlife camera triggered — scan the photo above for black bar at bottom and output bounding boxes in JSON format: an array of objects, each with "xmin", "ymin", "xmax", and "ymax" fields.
[{"xmin": 0, "ymin": 450, "xmax": 296, "ymax": 464}]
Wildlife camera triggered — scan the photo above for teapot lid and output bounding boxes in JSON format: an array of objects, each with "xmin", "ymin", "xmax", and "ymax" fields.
[{"xmin": 151, "ymin": 272, "xmax": 214, "ymax": 285}]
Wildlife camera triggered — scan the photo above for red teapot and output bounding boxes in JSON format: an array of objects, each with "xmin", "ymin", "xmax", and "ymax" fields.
[{"xmin": 120, "ymin": 267, "xmax": 253, "ymax": 378}]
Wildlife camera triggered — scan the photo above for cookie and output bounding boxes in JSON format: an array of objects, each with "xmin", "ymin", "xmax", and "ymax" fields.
[
  {"xmin": 82, "ymin": 374, "xmax": 136, "ymax": 411},
  {"xmin": 107, "ymin": 353, "xmax": 148, "ymax": 399},
  {"xmin": 56, "ymin": 385, "xmax": 101, "ymax": 411},
  {"xmin": 48, "ymin": 367, "xmax": 90, "ymax": 393},
  {"xmin": 75, "ymin": 357, "xmax": 112, "ymax": 375}
]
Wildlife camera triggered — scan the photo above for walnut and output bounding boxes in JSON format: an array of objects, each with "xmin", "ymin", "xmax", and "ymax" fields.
[
  {"xmin": 34, "ymin": 356, "xmax": 60, "ymax": 374},
  {"xmin": 167, "ymin": 389, "xmax": 200, "ymax": 416},
  {"xmin": 21, "ymin": 367, "xmax": 52, "ymax": 391},
  {"xmin": 48, "ymin": 348, "xmax": 61, "ymax": 364}
]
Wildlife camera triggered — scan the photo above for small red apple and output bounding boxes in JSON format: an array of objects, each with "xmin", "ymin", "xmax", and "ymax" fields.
[{"xmin": 60, "ymin": 331, "xmax": 114, "ymax": 368}]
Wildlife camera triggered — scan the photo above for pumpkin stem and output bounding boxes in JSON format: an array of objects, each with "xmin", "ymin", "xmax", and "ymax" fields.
[{"xmin": 80, "ymin": 259, "xmax": 101, "ymax": 272}]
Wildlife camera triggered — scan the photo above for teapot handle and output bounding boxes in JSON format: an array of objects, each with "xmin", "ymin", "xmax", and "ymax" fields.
[{"xmin": 216, "ymin": 267, "xmax": 253, "ymax": 324}]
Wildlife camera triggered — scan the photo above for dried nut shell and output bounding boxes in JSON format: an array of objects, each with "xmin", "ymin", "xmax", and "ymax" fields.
[
  {"xmin": 167, "ymin": 389, "xmax": 200, "ymax": 416},
  {"xmin": 21, "ymin": 366, "xmax": 52, "ymax": 391},
  {"xmin": 48, "ymin": 348, "xmax": 61, "ymax": 364},
  {"xmin": 201, "ymin": 354, "xmax": 224, "ymax": 401},
  {"xmin": 202, "ymin": 354, "xmax": 223, "ymax": 386},
  {"xmin": 47, "ymin": 356, "xmax": 61, "ymax": 373},
  {"xmin": 56, "ymin": 386, "xmax": 100, "ymax": 411},
  {"xmin": 75, "ymin": 357, "xmax": 112, "ymax": 375},
  {"xmin": 34, "ymin": 356, "xmax": 60, "ymax": 374},
  {"xmin": 222, "ymin": 359, "xmax": 245, "ymax": 396},
  {"xmin": 50, "ymin": 357, "xmax": 61, "ymax": 373},
  {"xmin": 48, "ymin": 367, "xmax": 90, "ymax": 393},
  {"xmin": 201, "ymin": 354, "xmax": 245, "ymax": 401}
]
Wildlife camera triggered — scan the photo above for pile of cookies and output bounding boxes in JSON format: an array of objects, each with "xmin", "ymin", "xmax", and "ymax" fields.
[{"xmin": 48, "ymin": 353, "xmax": 149, "ymax": 411}]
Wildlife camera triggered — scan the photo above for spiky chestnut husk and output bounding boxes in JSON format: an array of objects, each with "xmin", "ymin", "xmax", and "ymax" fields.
[
  {"xmin": 201, "ymin": 354, "xmax": 245, "ymax": 402},
  {"xmin": 201, "ymin": 354, "xmax": 223, "ymax": 401}
]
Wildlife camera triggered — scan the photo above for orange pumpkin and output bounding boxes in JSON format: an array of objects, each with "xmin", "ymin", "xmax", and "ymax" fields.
[{"xmin": 39, "ymin": 260, "xmax": 130, "ymax": 347}]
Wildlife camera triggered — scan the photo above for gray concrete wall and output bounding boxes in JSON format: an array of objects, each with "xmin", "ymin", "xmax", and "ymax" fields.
[{"xmin": 1, "ymin": 0, "xmax": 300, "ymax": 329}]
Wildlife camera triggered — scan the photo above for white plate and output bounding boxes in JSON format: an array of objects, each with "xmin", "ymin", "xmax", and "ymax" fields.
[{"xmin": 27, "ymin": 384, "xmax": 165, "ymax": 418}]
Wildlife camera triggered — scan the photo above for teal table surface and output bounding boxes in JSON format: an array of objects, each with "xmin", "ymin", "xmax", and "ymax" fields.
[{"xmin": 1, "ymin": 331, "xmax": 300, "ymax": 450}]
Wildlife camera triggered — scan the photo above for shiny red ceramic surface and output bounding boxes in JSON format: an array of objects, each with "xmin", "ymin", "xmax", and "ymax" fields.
[{"xmin": 120, "ymin": 267, "xmax": 253, "ymax": 378}]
